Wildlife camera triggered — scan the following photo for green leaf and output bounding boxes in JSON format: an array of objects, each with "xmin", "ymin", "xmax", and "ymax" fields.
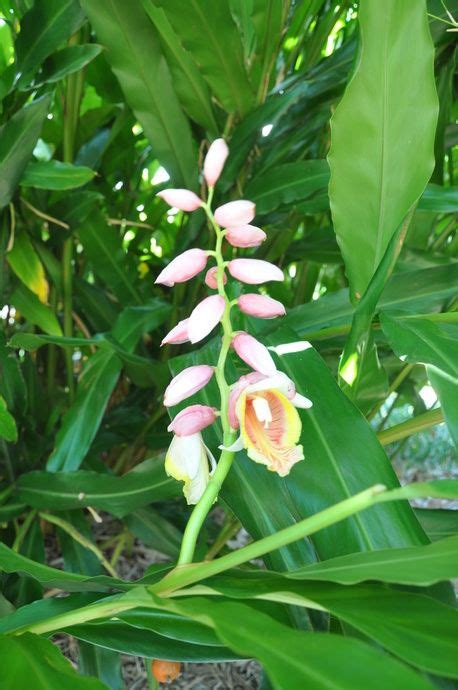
[
  {"xmin": 18, "ymin": 458, "xmax": 178, "ymax": 517},
  {"xmin": 124, "ymin": 507, "xmax": 182, "ymax": 558},
  {"xmin": 154, "ymin": 0, "xmax": 255, "ymax": 116},
  {"xmin": 0, "ymin": 633, "xmax": 109, "ymax": 690},
  {"xmin": 80, "ymin": 0, "xmax": 197, "ymax": 188},
  {"xmin": 155, "ymin": 596, "xmax": 436, "ymax": 690},
  {"xmin": 0, "ymin": 395, "xmax": 17, "ymax": 442},
  {"xmin": 0, "ymin": 96, "xmax": 51, "ymax": 209},
  {"xmin": 415, "ymin": 508, "xmax": 458, "ymax": 542},
  {"xmin": 40, "ymin": 44, "xmax": 103, "ymax": 85},
  {"xmin": 250, "ymin": 0, "xmax": 284, "ymax": 97},
  {"xmin": 7, "ymin": 231, "xmax": 49, "ymax": 302},
  {"xmin": 328, "ymin": 0, "xmax": 438, "ymax": 298},
  {"xmin": 287, "ymin": 535, "xmax": 458, "ymax": 585},
  {"xmin": 78, "ymin": 644, "xmax": 122, "ymax": 690},
  {"xmin": 10, "ymin": 284, "xmax": 62, "ymax": 337},
  {"xmin": 21, "ymin": 160, "xmax": 95, "ymax": 190},
  {"xmin": 418, "ymin": 183, "xmax": 458, "ymax": 213},
  {"xmin": 46, "ymin": 301, "xmax": 170, "ymax": 471},
  {"xmin": 380, "ymin": 312, "xmax": 458, "ymax": 378},
  {"xmin": 245, "ymin": 161, "xmax": 329, "ymax": 215},
  {"xmin": 15, "ymin": 0, "xmax": 85, "ymax": 88},
  {"xmin": 142, "ymin": 1, "xmax": 218, "ymax": 133},
  {"xmin": 77, "ymin": 209, "xmax": 141, "ymax": 306},
  {"xmin": 428, "ymin": 365, "xmax": 458, "ymax": 447}
]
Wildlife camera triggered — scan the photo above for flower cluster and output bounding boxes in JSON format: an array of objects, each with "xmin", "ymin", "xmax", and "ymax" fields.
[{"xmin": 156, "ymin": 139, "xmax": 312, "ymax": 504}]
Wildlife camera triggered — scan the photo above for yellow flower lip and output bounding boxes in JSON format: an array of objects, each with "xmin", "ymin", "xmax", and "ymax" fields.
[
  {"xmin": 165, "ymin": 433, "xmax": 216, "ymax": 504},
  {"xmin": 234, "ymin": 376, "xmax": 306, "ymax": 477}
]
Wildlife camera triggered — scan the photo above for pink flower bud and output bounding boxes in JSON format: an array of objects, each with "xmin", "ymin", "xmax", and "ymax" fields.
[
  {"xmin": 203, "ymin": 138, "xmax": 229, "ymax": 187},
  {"xmin": 214, "ymin": 200, "xmax": 255, "ymax": 228},
  {"xmin": 228, "ymin": 259, "xmax": 284, "ymax": 284},
  {"xmin": 205, "ymin": 266, "xmax": 227, "ymax": 289},
  {"xmin": 161, "ymin": 318, "xmax": 190, "ymax": 346},
  {"xmin": 188, "ymin": 295, "xmax": 226, "ymax": 344},
  {"xmin": 155, "ymin": 248, "xmax": 208, "ymax": 286},
  {"xmin": 164, "ymin": 365, "xmax": 214, "ymax": 407},
  {"xmin": 225, "ymin": 225, "xmax": 266, "ymax": 248},
  {"xmin": 168, "ymin": 404, "xmax": 217, "ymax": 436},
  {"xmin": 238, "ymin": 294, "xmax": 285, "ymax": 319},
  {"xmin": 156, "ymin": 188, "xmax": 202, "ymax": 212},
  {"xmin": 228, "ymin": 372, "xmax": 265, "ymax": 429},
  {"xmin": 232, "ymin": 332, "xmax": 277, "ymax": 376}
]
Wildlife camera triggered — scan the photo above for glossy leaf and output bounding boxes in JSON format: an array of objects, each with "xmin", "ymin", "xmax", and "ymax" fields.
[
  {"xmin": 10, "ymin": 284, "xmax": 62, "ymax": 337},
  {"xmin": 328, "ymin": 0, "xmax": 438, "ymax": 298},
  {"xmin": 0, "ymin": 633, "xmax": 109, "ymax": 690},
  {"xmin": 0, "ymin": 395, "xmax": 17, "ymax": 442},
  {"xmin": 0, "ymin": 96, "xmax": 51, "ymax": 209},
  {"xmin": 287, "ymin": 535, "xmax": 458, "ymax": 585},
  {"xmin": 40, "ymin": 44, "xmax": 103, "ymax": 85},
  {"xmin": 428, "ymin": 365, "xmax": 458, "ymax": 447},
  {"xmin": 156, "ymin": 596, "xmax": 436, "ymax": 690},
  {"xmin": 418, "ymin": 183, "xmax": 458, "ymax": 212},
  {"xmin": 18, "ymin": 458, "xmax": 178, "ymax": 517},
  {"xmin": 7, "ymin": 232, "xmax": 49, "ymax": 302},
  {"xmin": 21, "ymin": 160, "xmax": 95, "ymax": 190},
  {"xmin": 154, "ymin": 0, "xmax": 255, "ymax": 116},
  {"xmin": 80, "ymin": 0, "xmax": 197, "ymax": 188},
  {"xmin": 15, "ymin": 0, "xmax": 85, "ymax": 88},
  {"xmin": 415, "ymin": 508, "xmax": 458, "ymax": 542}
]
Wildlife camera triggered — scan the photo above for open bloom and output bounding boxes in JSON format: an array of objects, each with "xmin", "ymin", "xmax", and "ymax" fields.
[
  {"xmin": 227, "ymin": 373, "xmax": 312, "ymax": 477},
  {"xmin": 156, "ymin": 188, "xmax": 202, "ymax": 211},
  {"xmin": 164, "ymin": 364, "xmax": 214, "ymax": 407},
  {"xmin": 165, "ymin": 433, "xmax": 215, "ymax": 504},
  {"xmin": 155, "ymin": 248, "xmax": 208, "ymax": 287}
]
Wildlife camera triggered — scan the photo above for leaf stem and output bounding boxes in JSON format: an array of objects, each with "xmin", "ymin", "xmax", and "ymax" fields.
[
  {"xmin": 176, "ymin": 190, "xmax": 236, "ymax": 566},
  {"xmin": 377, "ymin": 407, "xmax": 444, "ymax": 446}
]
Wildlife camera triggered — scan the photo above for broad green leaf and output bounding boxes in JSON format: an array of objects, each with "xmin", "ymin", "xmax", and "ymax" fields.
[
  {"xmin": 245, "ymin": 161, "xmax": 329, "ymax": 215},
  {"xmin": 0, "ymin": 633, "xmax": 109, "ymax": 690},
  {"xmin": 78, "ymin": 645, "xmax": 122, "ymax": 690},
  {"xmin": 197, "ymin": 574, "xmax": 458, "ymax": 678},
  {"xmin": 250, "ymin": 0, "xmax": 284, "ymax": 97},
  {"xmin": 0, "ymin": 395, "xmax": 17, "ymax": 442},
  {"xmin": 415, "ymin": 508, "xmax": 458, "ymax": 542},
  {"xmin": 124, "ymin": 507, "xmax": 182, "ymax": 558},
  {"xmin": 80, "ymin": 0, "xmax": 197, "ymax": 188},
  {"xmin": 156, "ymin": 597, "xmax": 436, "ymax": 690},
  {"xmin": 428, "ymin": 365, "xmax": 458, "ymax": 447},
  {"xmin": 0, "ymin": 95, "xmax": 51, "ymax": 209},
  {"xmin": 328, "ymin": 0, "xmax": 438, "ymax": 299},
  {"xmin": 287, "ymin": 535, "xmax": 458, "ymax": 585},
  {"xmin": 21, "ymin": 160, "xmax": 95, "ymax": 190},
  {"xmin": 46, "ymin": 301, "xmax": 170, "ymax": 471},
  {"xmin": 154, "ymin": 0, "xmax": 255, "ymax": 116},
  {"xmin": 7, "ymin": 231, "xmax": 49, "ymax": 302},
  {"xmin": 380, "ymin": 312, "xmax": 458, "ymax": 378},
  {"xmin": 142, "ymin": 1, "xmax": 218, "ymax": 133},
  {"xmin": 18, "ymin": 458, "xmax": 178, "ymax": 517},
  {"xmin": 39, "ymin": 44, "xmax": 103, "ymax": 85},
  {"xmin": 418, "ymin": 183, "xmax": 458, "ymax": 213},
  {"xmin": 10, "ymin": 284, "xmax": 62, "ymax": 336},
  {"xmin": 78, "ymin": 209, "xmax": 141, "ymax": 306}
]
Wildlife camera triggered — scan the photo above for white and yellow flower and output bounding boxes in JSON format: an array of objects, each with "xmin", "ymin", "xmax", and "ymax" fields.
[
  {"xmin": 165, "ymin": 433, "xmax": 216, "ymax": 504},
  {"xmin": 226, "ymin": 372, "xmax": 312, "ymax": 477}
]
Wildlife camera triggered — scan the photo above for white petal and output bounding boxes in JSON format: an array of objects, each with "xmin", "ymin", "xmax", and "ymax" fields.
[
  {"xmin": 165, "ymin": 433, "xmax": 210, "ymax": 505},
  {"xmin": 252, "ymin": 396, "xmax": 272, "ymax": 428},
  {"xmin": 219, "ymin": 435, "xmax": 244, "ymax": 452},
  {"xmin": 292, "ymin": 393, "xmax": 313, "ymax": 409}
]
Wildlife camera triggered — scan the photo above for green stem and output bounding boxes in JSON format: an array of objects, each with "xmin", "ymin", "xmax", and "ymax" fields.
[
  {"xmin": 367, "ymin": 363, "xmax": 414, "ymax": 421},
  {"xmin": 377, "ymin": 407, "xmax": 444, "ymax": 446},
  {"xmin": 176, "ymin": 190, "xmax": 236, "ymax": 566},
  {"xmin": 205, "ymin": 515, "xmax": 242, "ymax": 560},
  {"xmin": 12, "ymin": 510, "xmax": 37, "ymax": 553}
]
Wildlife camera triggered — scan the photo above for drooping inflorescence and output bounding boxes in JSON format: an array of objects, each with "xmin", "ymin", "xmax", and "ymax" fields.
[{"xmin": 156, "ymin": 139, "xmax": 312, "ymax": 504}]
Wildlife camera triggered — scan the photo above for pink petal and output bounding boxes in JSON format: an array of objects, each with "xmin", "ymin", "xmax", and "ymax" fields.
[
  {"xmin": 203, "ymin": 139, "xmax": 229, "ymax": 187},
  {"xmin": 205, "ymin": 266, "xmax": 227, "ymax": 289},
  {"xmin": 188, "ymin": 295, "xmax": 226, "ymax": 344},
  {"xmin": 155, "ymin": 248, "xmax": 208, "ymax": 286},
  {"xmin": 164, "ymin": 365, "xmax": 214, "ymax": 407},
  {"xmin": 228, "ymin": 372, "xmax": 266, "ymax": 429},
  {"xmin": 161, "ymin": 318, "xmax": 190, "ymax": 346},
  {"xmin": 168, "ymin": 404, "xmax": 217, "ymax": 436},
  {"xmin": 225, "ymin": 225, "xmax": 266, "ymax": 248},
  {"xmin": 238, "ymin": 294, "xmax": 285, "ymax": 319},
  {"xmin": 214, "ymin": 200, "xmax": 255, "ymax": 228},
  {"xmin": 156, "ymin": 188, "xmax": 202, "ymax": 211},
  {"xmin": 232, "ymin": 332, "xmax": 277, "ymax": 376},
  {"xmin": 228, "ymin": 259, "xmax": 284, "ymax": 284}
]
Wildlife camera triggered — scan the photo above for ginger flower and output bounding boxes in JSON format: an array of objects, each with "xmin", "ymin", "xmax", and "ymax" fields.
[{"xmin": 226, "ymin": 373, "xmax": 312, "ymax": 477}]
